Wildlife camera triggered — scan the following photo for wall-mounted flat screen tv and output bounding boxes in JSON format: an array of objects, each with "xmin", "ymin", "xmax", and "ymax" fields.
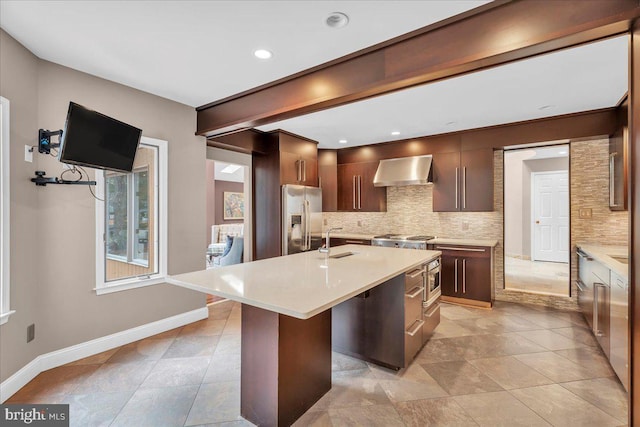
[{"xmin": 58, "ymin": 102, "xmax": 142, "ymax": 173}]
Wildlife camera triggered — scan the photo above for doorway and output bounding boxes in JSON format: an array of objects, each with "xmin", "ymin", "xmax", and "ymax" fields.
[{"xmin": 504, "ymin": 144, "xmax": 570, "ymax": 296}]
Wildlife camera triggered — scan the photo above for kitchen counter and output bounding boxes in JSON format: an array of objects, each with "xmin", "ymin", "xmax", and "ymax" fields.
[
  {"xmin": 577, "ymin": 243, "xmax": 628, "ymax": 279},
  {"xmin": 325, "ymin": 232, "xmax": 376, "ymax": 240},
  {"xmin": 168, "ymin": 245, "xmax": 440, "ymax": 319},
  {"xmin": 168, "ymin": 245, "xmax": 441, "ymax": 426},
  {"xmin": 429, "ymin": 237, "xmax": 498, "ymax": 247}
]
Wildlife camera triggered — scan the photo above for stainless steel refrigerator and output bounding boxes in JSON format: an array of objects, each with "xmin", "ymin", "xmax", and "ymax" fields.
[{"xmin": 282, "ymin": 184, "xmax": 323, "ymax": 255}]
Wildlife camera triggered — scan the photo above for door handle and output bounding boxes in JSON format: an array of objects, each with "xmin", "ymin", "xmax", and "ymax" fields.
[
  {"xmin": 454, "ymin": 259, "xmax": 458, "ymax": 293},
  {"xmin": 455, "ymin": 167, "xmax": 459, "ymax": 209},
  {"xmin": 357, "ymin": 175, "xmax": 362, "ymax": 210},
  {"xmin": 462, "ymin": 259, "xmax": 466, "ymax": 294},
  {"xmin": 302, "ymin": 160, "xmax": 307, "ymax": 182},
  {"xmin": 352, "ymin": 175, "xmax": 356, "ymax": 210},
  {"xmin": 610, "ymin": 152, "xmax": 616, "ymax": 207},
  {"xmin": 462, "ymin": 166, "xmax": 466, "ymax": 210},
  {"xmin": 593, "ymin": 283, "xmax": 606, "ymax": 337}
]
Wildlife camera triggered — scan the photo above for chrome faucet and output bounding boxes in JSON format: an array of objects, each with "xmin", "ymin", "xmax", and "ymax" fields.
[{"xmin": 319, "ymin": 227, "xmax": 343, "ymax": 255}]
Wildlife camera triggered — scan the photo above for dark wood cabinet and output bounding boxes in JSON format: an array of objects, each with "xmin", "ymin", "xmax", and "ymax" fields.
[
  {"xmin": 337, "ymin": 162, "xmax": 386, "ymax": 212},
  {"xmin": 253, "ymin": 130, "xmax": 318, "ymax": 260},
  {"xmin": 331, "ymin": 237, "xmax": 371, "ymax": 247},
  {"xmin": 434, "ymin": 245, "xmax": 493, "ymax": 306},
  {"xmin": 432, "ymin": 148, "xmax": 493, "ymax": 212},
  {"xmin": 318, "ymin": 150, "xmax": 338, "ymax": 212},
  {"xmin": 609, "ymin": 125, "xmax": 627, "ymax": 211}
]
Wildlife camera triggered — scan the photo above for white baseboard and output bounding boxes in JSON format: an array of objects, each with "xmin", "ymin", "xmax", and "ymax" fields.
[{"xmin": 0, "ymin": 307, "xmax": 208, "ymax": 402}]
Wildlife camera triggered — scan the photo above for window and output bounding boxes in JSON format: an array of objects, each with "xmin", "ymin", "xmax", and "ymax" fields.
[
  {"xmin": 95, "ymin": 137, "xmax": 167, "ymax": 294},
  {"xmin": 0, "ymin": 96, "xmax": 14, "ymax": 324}
]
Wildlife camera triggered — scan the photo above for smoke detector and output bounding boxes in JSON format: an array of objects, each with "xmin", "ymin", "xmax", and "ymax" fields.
[{"xmin": 326, "ymin": 12, "xmax": 349, "ymax": 29}]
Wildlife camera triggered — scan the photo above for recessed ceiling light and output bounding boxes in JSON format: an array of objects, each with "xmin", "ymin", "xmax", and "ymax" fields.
[
  {"xmin": 559, "ymin": 151, "xmax": 567, "ymax": 155},
  {"xmin": 253, "ymin": 49, "xmax": 273, "ymax": 60},
  {"xmin": 326, "ymin": 12, "xmax": 349, "ymax": 29},
  {"xmin": 391, "ymin": 131, "xmax": 401, "ymax": 136},
  {"xmin": 338, "ymin": 139, "xmax": 348, "ymax": 144},
  {"xmin": 221, "ymin": 164, "xmax": 242, "ymax": 174},
  {"xmin": 538, "ymin": 104, "xmax": 555, "ymax": 110}
]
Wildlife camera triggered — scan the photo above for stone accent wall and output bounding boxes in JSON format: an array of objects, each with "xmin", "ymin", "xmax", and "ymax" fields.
[
  {"xmin": 324, "ymin": 151, "xmax": 505, "ymax": 307},
  {"xmin": 324, "ymin": 138, "xmax": 629, "ymax": 312}
]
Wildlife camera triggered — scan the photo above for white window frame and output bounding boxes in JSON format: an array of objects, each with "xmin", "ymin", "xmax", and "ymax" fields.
[
  {"xmin": 95, "ymin": 136, "xmax": 168, "ymax": 295},
  {"xmin": 105, "ymin": 167, "xmax": 150, "ymax": 267},
  {"xmin": 0, "ymin": 96, "xmax": 14, "ymax": 325}
]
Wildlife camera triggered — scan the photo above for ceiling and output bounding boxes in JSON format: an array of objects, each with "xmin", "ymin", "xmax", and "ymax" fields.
[
  {"xmin": 0, "ymin": 0, "xmax": 487, "ymax": 107},
  {"xmin": 0, "ymin": 2, "xmax": 627, "ymax": 150},
  {"xmin": 213, "ymin": 161, "xmax": 245, "ymax": 183},
  {"xmin": 258, "ymin": 35, "xmax": 628, "ymax": 149}
]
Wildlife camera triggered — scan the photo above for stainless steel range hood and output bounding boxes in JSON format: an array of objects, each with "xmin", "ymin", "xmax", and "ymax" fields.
[{"xmin": 373, "ymin": 155, "xmax": 433, "ymax": 187}]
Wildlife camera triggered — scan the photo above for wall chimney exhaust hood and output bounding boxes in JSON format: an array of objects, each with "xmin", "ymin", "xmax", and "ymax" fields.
[{"xmin": 373, "ymin": 155, "xmax": 433, "ymax": 187}]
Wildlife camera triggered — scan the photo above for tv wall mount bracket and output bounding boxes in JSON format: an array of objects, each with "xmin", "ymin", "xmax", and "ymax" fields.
[
  {"xmin": 31, "ymin": 171, "xmax": 96, "ymax": 187},
  {"xmin": 38, "ymin": 128, "xmax": 63, "ymax": 154}
]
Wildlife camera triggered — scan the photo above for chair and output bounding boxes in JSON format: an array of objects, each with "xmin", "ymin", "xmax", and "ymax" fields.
[{"xmin": 214, "ymin": 237, "xmax": 244, "ymax": 267}]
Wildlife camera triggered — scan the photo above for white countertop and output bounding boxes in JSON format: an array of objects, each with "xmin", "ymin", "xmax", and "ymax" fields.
[
  {"xmin": 577, "ymin": 244, "xmax": 628, "ymax": 280},
  {"xmin": 429, "ymin": 238, "xmax": 498, "ymax": 248},
  {"xmin": 168, "ymin": 245, "xmax": 440, "ymax": 319}
]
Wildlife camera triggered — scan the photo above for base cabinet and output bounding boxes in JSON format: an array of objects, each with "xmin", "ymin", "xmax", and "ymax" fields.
[
  {"xmin": 434, "ymin": 245, "xmax": 492, "ymax": 305},
  {"xmin": 332, "ymin": 267, "xmax": 432, "ymax": 370}
]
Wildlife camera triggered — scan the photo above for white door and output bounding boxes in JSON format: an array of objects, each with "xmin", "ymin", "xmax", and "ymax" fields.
[{"xmin": 532, "ymin": 171, "xmax": 569, "ymax": 263}]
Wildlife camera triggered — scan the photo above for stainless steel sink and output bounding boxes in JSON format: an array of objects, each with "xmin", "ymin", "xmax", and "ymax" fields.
[
  {"xmin": 609, "ymin": 255, "xmax": 629, "ymax": 265},
  {"xmin": 329, "ymin": 251, "xmax": 357, "ymax": 259}
]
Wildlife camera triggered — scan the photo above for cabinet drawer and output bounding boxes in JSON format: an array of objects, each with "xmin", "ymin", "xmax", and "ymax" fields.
[
  {"xmin": 405, "ymin": 267, "xmax": 425, "ymax": 290},
  {"xmin": 404, "ymin": 318, "xmax": 424, "ymax": 367},
  {"xmin": 422, "ymin": 302, "xmax": 440, "ymax": 342}
]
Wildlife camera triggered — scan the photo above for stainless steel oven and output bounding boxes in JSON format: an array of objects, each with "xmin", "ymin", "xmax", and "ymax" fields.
[{"xmin": 425, "ymin": 257, "xmax": 441, "ymax": 307}]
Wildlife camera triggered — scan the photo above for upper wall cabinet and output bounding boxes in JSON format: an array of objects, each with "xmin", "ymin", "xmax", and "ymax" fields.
[
  {"xmin": 277, "ymin": 132, "xmax": 318, "ymax": 187},
  {"xmin": 432, "ymin": 148, "xmax": 493, "ymax": 212},
  {"xmin": 318, "ymin": 150, "xmax": 338, "ymax": 212},
  {"xmin": 337, "ymin": 162, "xmax": 387, "ymax": 212},
  {"xmin": 609, "ymin": 120, "xmax": 628, "ymax": 211}
]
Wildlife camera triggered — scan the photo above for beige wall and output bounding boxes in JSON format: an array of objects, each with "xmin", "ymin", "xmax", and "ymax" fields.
[
  {"xmin": 0, "ymin": 29, "xmax": 43, "ymax": 385},
  {"xmin": 0, "ymin": 30, "xmax": 206, "ymax": 383}
]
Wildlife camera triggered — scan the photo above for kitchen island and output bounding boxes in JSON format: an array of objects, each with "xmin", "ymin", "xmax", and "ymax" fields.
[{"xmin": 168, "ymin": 245, "xmax": 440, "ymax": 426}]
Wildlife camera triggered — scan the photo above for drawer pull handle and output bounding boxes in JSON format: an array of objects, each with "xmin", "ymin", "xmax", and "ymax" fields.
[
  {"xmin": 345, "ymin": 240, "xmax": 365, "ymax": 244},
  {"xmin": 435, "ymin": 246, "xmax": 486, "ymax": 252},
  {"xmin": 424, "ymin": 303, "xmax": 440, "ymax": 318},
  {"xmin": 405, "ymin": 286, "xmax": 424, "ymax": 298},
  {"xmin": 407, "ymin": 269, "xmax": 424, "ymax": 279},
  {"xmin": 406, "ymin": 319, "xmax": 425, "ymax": 336}
]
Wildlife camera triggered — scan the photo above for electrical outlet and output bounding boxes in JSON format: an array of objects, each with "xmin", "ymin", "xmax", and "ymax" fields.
[
  {"xmin": 323, "ymin": 218, "xmax": 328, "ymax": 226},
  {"xmin": 24, "ymin": 145, "xmax": 33, "ymax": 162},
  {"xmin": 27, "ymin": 324, "xmax": 35, "ymax": 343},
  {"xmin": 579, "ymin": 208, "xmax": 593, "ymax": 219},
  {"xmin": 462, "ymin": 221, "xmax": 470, "ymax": 231},
  {"xmin": 357, "ymin": 220, "xmax": 362, "ymax": 227}
]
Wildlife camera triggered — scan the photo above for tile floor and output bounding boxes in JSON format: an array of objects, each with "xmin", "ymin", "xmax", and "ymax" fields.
[
  {"xmin": 505, "ymin": 256, "xmax": 571, "ymax": 296},
  {"xmin": 5, "ymin": 300, "xmax": 628, "ymax": 426}
]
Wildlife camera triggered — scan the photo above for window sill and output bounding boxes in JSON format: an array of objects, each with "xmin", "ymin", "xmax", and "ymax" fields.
[
  {"xmin": 94, "ymin": 276, "xmax": 166, "ymax": 295},
  {"xmin": 0, "ymin": 310, "xmax": 16, "ymax": 325}
]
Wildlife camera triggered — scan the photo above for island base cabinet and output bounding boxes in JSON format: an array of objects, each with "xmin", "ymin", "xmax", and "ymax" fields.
[
  {"xmin": 241, "ymin": 305, "xmax": 331, "ymax": 427},
  {"xmin": 332, "ymin": 274, "xmax": 420, "ymax": 370}
]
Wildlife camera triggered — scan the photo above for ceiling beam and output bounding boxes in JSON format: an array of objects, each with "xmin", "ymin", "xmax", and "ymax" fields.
[{"xmin": 196, "ymin": 0, "xmax": 640, "ymax": 137}]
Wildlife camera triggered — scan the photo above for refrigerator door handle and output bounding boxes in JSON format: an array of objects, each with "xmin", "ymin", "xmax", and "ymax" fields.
[
  {"xmin": 301, "ymin": 202, "xmax": 307, "ymax": 251},
  {"xmin": 308, "ymin": 200, "xmax": 312, "ymax": 250}
]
